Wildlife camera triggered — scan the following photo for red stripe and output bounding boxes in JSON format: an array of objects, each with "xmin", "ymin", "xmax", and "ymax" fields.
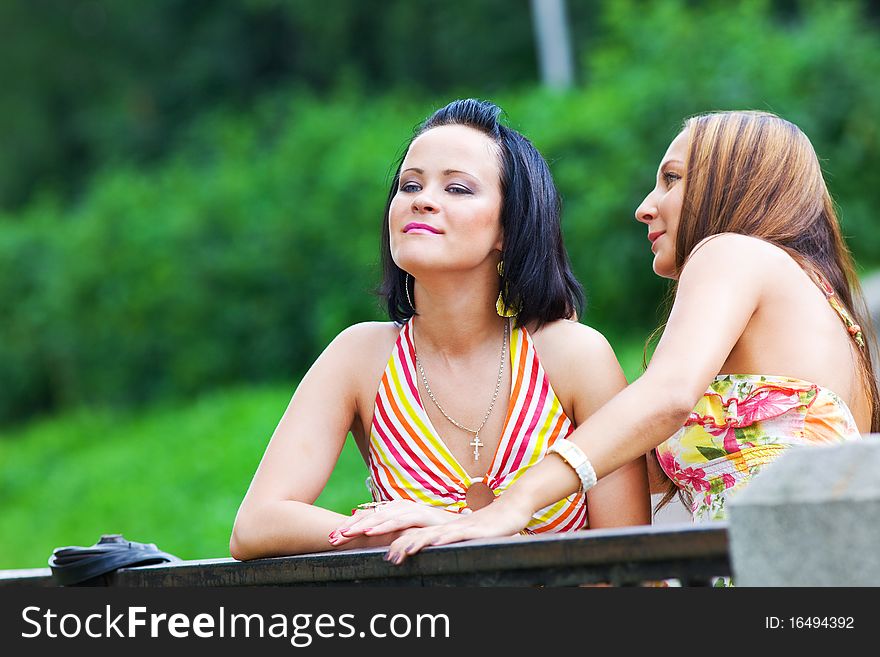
[
  {"xmin": 506, "ymin": 374, "xmax": 550, "ymax": 473},
  {"xmin": 368, "ymin": 425, "xmax": 409, "ymax": 501},
  {"xmin": 495, "ymin": 351, "xmax": 540, "ymax": 475},
  {"xmin": 560, "ymin": 503, "xmax": 588, "ymax": 531},
  {"xmin": 367, "ymin": 446, "xmax": 397, "ymax": 501},
  {"xmin": 399, "ymin": 323, "xmax": 422, "ymax": 402},
  {"xmin": 374, "ymin": 392, "xmax": 451, "ymax": 497},
  {"xmin": 536, "ymin": 494, "xmax": 584, "ymax": 533},
  {"xmin": 500, "ymin": 327, "xmax": 528, "ymax": 430},
  {"xmin": 380, "ymin": 375, "xmax": 462, "ymax": 486}
]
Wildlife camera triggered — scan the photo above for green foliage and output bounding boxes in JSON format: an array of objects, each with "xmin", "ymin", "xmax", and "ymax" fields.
[
  {"xmin": 1, "ymin": 1, "xmax": 879, "ymax": 424},
  {"xmin": 0, "ymin": 0, "xmax": 564, "ymax": 210},
  {"xmin": 0, "ymin": 93, "xmax": 425, "ymax": 421},
  {"xmin": 0, "ymin": 382, "xmax": 369, "ymax": 569},
  {"xmin": 507, "ymin": 0, "xmax": 880, "ymax": 329}
]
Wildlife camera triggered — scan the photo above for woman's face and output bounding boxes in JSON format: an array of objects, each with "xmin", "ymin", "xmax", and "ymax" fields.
[
  {"xmin": 635, "ymin": 130, "xmax": 688, "ymax": 279},
  {"xmin": 389, "ymin": 124, "xmax": 504, "ymax": 276}
]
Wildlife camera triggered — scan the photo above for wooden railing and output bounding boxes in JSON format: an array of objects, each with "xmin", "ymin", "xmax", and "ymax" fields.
[{"xmin": 0, "ymin": 522, "xmax": 729, "ymax": 587}]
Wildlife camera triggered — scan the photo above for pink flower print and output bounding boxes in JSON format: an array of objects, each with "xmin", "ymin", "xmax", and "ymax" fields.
[
  {"xmin": 678, "ymin": 466, "xmax": 710, "ymax": 492},
  {"xmin": 734, "ymin": 386, "xmax": 805, "ymax": 427},
  {"xmin": 656, "ymin": 449, "xmax": 680, "ymax": 478},
  {"xmin": 719, "ymin": 425, "xmax": 740, "ymax": 455},
  {"xmin": 721, "ymin": 473, "xmax": 736, "ymax": 489}
]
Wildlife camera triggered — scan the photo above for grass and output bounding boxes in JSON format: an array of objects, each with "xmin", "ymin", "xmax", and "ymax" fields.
[
  {"xmin": 0, "ymin": 336, "xmax": 646, "ymax": 570},
  {"xmin": 0, "ymin": 382, "xmax": 369, "ymax": 569}
]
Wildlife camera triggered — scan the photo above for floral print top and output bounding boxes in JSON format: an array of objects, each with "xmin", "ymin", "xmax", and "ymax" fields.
[
  {"xmin": 656, "ymin": 374, "xmax": 862, "ymax": 522},
  {"xmin": 657, "ymin": 267, "xmax": 867, "ymax": 523}
]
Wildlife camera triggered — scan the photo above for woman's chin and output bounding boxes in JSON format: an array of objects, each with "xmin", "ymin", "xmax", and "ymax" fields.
[{"xmin": 652, "ymin": 255, "xmax": 676, "ymax": 280}]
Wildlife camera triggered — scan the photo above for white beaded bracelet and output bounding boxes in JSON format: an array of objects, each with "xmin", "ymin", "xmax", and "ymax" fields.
[{"xmin": 547, "ymin": 440, "xmax": 597, "ymax": 493}]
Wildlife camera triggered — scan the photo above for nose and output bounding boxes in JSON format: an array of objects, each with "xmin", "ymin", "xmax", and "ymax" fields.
[
  {"xmin": 412, "ymin": 191, "xmax": 439, "ymax": 214},
  {"xmin": 635, "ymin": 192, "xmax": 657, "ymax": 225}
]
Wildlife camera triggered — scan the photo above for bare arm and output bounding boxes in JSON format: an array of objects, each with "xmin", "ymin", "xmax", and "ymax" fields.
[
  {"xmin": 386, "ymin": 234, "xmax": 766, "ymax": 562},
  {"xmin": 543, "ymin": 323, "xmax": 651, "ymax": 528},
  {"xmin": 229, "ymin": 323, "xmax": 398, "ymax": 559}
]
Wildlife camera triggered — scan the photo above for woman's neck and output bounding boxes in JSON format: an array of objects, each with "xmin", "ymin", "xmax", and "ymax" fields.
[{"xmin": 410, "ymin": 270, "xmax": 506, "ymax": 357}]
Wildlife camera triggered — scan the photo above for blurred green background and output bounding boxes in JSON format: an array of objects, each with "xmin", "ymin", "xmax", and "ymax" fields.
[{"xmin": 2, "ymin": 0, "xmax": 879, "ymax": 568}]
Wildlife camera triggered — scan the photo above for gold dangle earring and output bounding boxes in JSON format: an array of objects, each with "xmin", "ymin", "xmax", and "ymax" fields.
[
  {"xmin": 496, "ymin": 261, "xmax": 518, "ymax": 318},
  {"xmin": 405, "ymin": 273, "xmax": 416, "ymax": 312}
]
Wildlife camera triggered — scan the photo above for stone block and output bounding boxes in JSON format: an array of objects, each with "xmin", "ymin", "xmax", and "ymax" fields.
[{"xmin": 727, "ymin": 436, "xmax": 880, "ymax": 586}]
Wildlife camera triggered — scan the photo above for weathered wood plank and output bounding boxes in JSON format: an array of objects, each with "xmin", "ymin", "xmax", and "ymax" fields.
[
  {"xmin": 0, "ymin": 567, "xmax": 55, "ymax": 587},
  {"xmin": 0, "ymin": 522, "xmax": 729, "ymax": 587}
]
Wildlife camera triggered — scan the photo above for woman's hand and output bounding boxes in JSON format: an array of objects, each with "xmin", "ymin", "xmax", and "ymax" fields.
[
  {"xmin": 384, "ymin": 497, "xmax": 534, "ymax": 564},
  {"xmin": 328, "ymin": 500, "xmax": 459, "ymax": 547}
]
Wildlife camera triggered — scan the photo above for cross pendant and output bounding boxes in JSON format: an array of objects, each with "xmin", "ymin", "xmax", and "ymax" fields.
[{"xmin": 470, "ymin": 434, "xmax": 484, "ymax": 461}]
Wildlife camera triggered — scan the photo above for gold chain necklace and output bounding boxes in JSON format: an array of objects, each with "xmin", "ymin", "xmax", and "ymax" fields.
[{"xmin": 415, "ymin": 320, "xmax": 508, "ymax": 462}]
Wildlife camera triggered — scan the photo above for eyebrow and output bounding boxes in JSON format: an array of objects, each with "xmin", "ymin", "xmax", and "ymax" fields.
[
  {"xmin": 660, "ymin": 159, "xmax": 685, "ymax": 169},
  {"xmin": 401, "ymin": 167, "xmax": 478, "ymax": 178}
]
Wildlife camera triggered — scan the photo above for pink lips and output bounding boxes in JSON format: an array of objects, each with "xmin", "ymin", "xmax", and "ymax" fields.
[
  {"xmin": 648, "ymin": 230, "xmax": 665, "ymax": 244},
  {"xmin": 403, "ymin": 222, "xmax": 441, "ymax": 234}
]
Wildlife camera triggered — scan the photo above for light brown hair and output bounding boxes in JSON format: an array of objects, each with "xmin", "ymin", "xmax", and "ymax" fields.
[{"xmin": 655, "ymin": 110, "xmax": 879, "ymax": 512}]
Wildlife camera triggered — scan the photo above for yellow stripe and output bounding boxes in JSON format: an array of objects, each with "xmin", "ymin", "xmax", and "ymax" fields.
[
  {"xmin": 387, "ymin": 352, "xmax": 470, "ymax": 484},
  {"xmin": 370, "ymin": 433, "xmax": 437, "ymax": 506},
  {"xmin": 519, "ymin": 394, "xmax": 564, "ymax": 474},
  {"xmin": 530, "ymin": 497, "xmax": 569, "ymax": 527}
]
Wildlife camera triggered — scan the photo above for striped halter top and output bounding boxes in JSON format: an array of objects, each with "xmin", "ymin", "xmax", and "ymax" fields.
[{"xmin": 367, "ymin": 319, "xmax": 588, "ymax": 533}]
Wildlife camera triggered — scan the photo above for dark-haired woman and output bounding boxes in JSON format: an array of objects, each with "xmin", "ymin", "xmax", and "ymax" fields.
[
  {"xmin": 385, "ymin": 110, "xmax": 878, "ymax": 564},
  {"xmin": 229, "ymin": 100, "xmax": 650, "ymax": 559}
]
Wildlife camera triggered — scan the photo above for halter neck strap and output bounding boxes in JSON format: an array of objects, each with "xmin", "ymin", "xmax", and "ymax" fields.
[{"xmin": 807, "ymin": 269, "xmax": 865, "ymax": 349}]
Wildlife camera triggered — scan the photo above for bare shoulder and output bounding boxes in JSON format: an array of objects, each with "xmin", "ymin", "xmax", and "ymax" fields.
[
  {"xmin": 329, "ymin": 321, "xmax": 401, "ymax": 368},
  {"xmin": 334, "ymin": 321, "xmax": 401, "ymax": 349},
  {"xmin": 686, "ymin": 233, "xmax": 791, "ymax": 273},
  {"xmin": 529, "ymin": 318, "xmax": 618, "ymax": 366},
  {"xmin": 301, "ymin": 321, "xmax": 401, "ymax": 433},
  {"xmin": 528, "ymin": 319, "xmax": 625, "ymax": 418}
]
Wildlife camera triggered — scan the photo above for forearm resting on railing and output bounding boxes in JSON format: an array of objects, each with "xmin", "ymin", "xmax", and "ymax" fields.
[{"xmin": 230, "ymin": 500, "xmax": 402, "ymax": 560}]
